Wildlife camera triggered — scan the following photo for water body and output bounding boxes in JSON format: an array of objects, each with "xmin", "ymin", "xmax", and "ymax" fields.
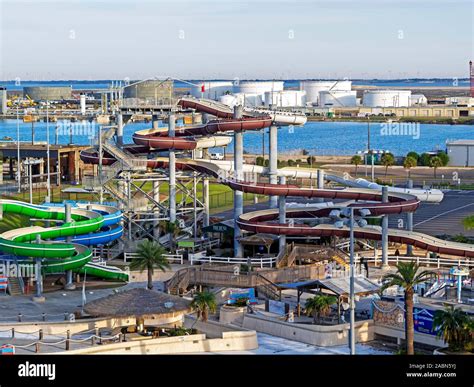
[
  {"xmin": 0, "ymin": 119, "xmax": 472, "ymax": 157},
  {"xmin": 1, "ymin": 79, "xmax": 469, "ymax": 91}
]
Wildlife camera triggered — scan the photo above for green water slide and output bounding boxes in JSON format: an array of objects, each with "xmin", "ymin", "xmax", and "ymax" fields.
[{"xmin": 0, "ymin": 200, "xmax": 128, "ymax": 280}]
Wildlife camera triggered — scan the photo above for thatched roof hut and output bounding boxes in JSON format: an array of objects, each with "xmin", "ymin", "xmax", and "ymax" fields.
[{"xmin": 83, "ymin": 288, "xmax": 192, "ymax": 320}]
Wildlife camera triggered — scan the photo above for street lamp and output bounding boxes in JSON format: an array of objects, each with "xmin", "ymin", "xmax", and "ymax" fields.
[
  {"xmin": 46, "ymin": 99, "xmax": 51, "ymax": 202},
  {"xmin": 16, "ymin": 104, "xmax": 21, "ymax": 193},
  {"xmin": 331, "ymin": 206, "xmax": 371, "ymax": 355}
]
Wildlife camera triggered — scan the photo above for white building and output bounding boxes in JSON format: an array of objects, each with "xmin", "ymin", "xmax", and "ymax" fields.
[
  {"xmin": 409, "ymin": 94, "xmax": 427, "ymax": 106},
  {"xmin": 446, "ymin": 140, "xmax": 474, "ymax": 167}
]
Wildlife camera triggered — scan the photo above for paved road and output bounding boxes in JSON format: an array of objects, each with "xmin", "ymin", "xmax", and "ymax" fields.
[{"xmin": 389, "ymin": 190, "xmax": 474, "ymax": 237}]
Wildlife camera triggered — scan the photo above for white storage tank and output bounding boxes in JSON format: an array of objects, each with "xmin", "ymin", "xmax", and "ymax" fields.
[
  {"xmin": 235, "ymin": 93, "xmax": 264, "ymax": 107},
  {"xmin": 219, "ymin": 94, "xmax": 242, "ymax": 108},
  {"xmin": 236, "ymin": 81, "xmax": 284, "ymax": 96},
  {"xmin": 363, "ymin": 90, "xmax": 412, "ymax": 107},
  {"xmin": 190, "ymin": 81, "xmax": 234, "ymax": 100},
  {"xmin": 300, "ymin": 80, "xmax": 352, "ymax": 106},
  {"xmin": 318, "ymin": 90, "xmax": 357, "ymax": 107},
  {"xmin": 264, "ymin": 90, "xmax": 306, "ymax": 107}
]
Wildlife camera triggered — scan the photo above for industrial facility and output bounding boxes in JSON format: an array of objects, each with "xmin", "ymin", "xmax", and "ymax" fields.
[{"xmin": 23, "ymin": 86, "xmax": 72, "ymax": 101}]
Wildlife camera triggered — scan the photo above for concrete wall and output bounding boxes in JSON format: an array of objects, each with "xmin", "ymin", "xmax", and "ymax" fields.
[
  {"xmin": 0, "ymin": 314, "xmax": 185, "ymax": 336},
  {"xmin": 59, "ymin": 330, "xmax": 258, "ymax": 354},
  {"xmin": 374, "ymin": 325, "xmax": 447, "ymax": 348},
  {"xmin": 242, "ymin": 314, "xmax": 374, "ymax": 347}
]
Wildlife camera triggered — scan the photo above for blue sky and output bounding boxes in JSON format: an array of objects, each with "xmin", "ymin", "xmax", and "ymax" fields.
[{"xmin": 0, "ymin": 0, "xmax": 472, "ymax": 80}]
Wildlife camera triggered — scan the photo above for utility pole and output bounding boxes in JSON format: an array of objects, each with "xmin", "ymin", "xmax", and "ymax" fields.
[
  {"xmin": 349, "ymin": 206, "xmax": 356, "ymax": 355},
  {"xmin": 16, "ymin": 104, "xmax": 21, "ymax": 193}
]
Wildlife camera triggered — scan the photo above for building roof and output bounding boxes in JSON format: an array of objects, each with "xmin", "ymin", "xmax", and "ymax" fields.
[
  {"xmin": 278, "ymin": 276, "xmax": 380, "ymax": 297},
  {"xmin": 83, "ymin": 288, "xmax": 191, "ymax": 318},
  {"xmin": 446, "ymin": 140, "xmax": 474, "ymax": 146}
]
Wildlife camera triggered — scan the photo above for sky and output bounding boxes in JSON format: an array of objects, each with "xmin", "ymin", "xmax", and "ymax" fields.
[{"xmin": 0, "ymin": 0, "xmax": 472, "ymax": 80}]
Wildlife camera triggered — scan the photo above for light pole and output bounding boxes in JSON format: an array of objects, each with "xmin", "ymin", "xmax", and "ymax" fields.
[
  {"xmin": 331, "ymin": 206, "xmax": 371, "ymax": 355},
  {"xmin": 16, "ymin": 104, "xmax": 21, "ymax": 193},
  {"xmin": 46, "ymin": 99, "xmax": 51, "ymax": 202}
]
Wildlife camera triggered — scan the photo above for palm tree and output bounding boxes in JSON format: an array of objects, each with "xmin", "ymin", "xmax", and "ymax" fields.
[
  {"xmin": 403, "ymin": 156, "xmax": 417, "ymax": 178},
  {"xmin": 129, "ymin": 239, "xmax": 170, "ymax": 290},
  {"xmin": 191, "ymin": 291, "xmax": 217, "ymax": 322},
  {"xmin": 351, "ymin": 155, "xmax": 363, "ymax": 177},
  {"xmin": 159, "ymin": 220, "xmax": 182, "ymax": 253},
  {"xmin": 382, "ymin": 261, "xmax": 434, "ymax": 355},
  {"xmin": 381, "ymin": 153, "xmax": 395, "ymax": 177},
  {"xmin": 430, "ymin": 156, "xmax": 443, "ymax": 179},
  {"xmin": 433, "ymin": 305, "xmax": 473, "ymax": 352},
  {"xmin": 304, "ymin": 294, "xmax": 337, "ymax": 323}
]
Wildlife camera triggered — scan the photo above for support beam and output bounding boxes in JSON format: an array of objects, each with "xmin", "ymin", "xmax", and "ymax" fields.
[
  {"xmin": 406, "ymin": 179, "xmax": 414, "ymax": 256},
  {"xmin": 233, "ymin": 105, "xmax": 243, "ymax": 258},
  {"xmin": 32, "ymin": 235, "xmax": 45, "ymax": 302},
  {"xmin": 278, "ymin": 176, "xmax": 286, "ymax": 254},
  {"xmin": 116, "ymin": 113, "xmax": 123, "ymax": 148},
  {"xmin": 64, "ymin": 203, "xmax": 75, "ymax": 290},
  {"xmin": 203, "ymin": 177, "xmax": 210, "ymax": 228},
  {"xmin": 381, "ymin": 186, "xmax": 389, "ymax": 270},
  {"xmin": 169, "ymin": 112, "xmax": 176, "ymax": 223},
  {"xmin": 269, "ymin": 125, "xmax": 278, "ymax": 208},
  {"xmin": 153, "ymin": 180, "xmax": 160, "ymax": 239},
  {"xmin": 317, "ymin": 169, "xmax": 325, "ymax": 203}
]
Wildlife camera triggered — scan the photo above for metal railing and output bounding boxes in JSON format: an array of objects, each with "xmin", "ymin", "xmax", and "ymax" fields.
[
  {"xmin": 123, "ymin": 252, "xmax": 183, "ymax": 264},
  {"xmin": 363, "ymin": 255, "xmax": 472, "ymax": 269},
  {"xmin": 189, "ymin": 255, "xmax": 277, "ymax": 268}
]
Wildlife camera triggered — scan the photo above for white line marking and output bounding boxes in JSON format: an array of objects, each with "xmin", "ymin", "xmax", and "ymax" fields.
[{"xmin": 414, "ymin": 202, "xmax": 474, "ymax": 227}]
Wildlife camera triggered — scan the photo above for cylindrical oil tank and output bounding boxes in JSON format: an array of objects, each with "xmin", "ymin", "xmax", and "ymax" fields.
[
  {"xmin": 0, "ymin": 87, "xmax": 7, "ymax": 114},
  {"xmin": 190, "ymin": 81, "xmax": 234, "ymax": 100},
  {"xmin": 363, "ymin": 90, "xmax": 412, "ymax": 107},
  {"xmin": 219, "ymin": 94, "xmax": 240, "ymax": 108},
  {"xmin": 23, "ymin": 86, "xmax": 72, "ymax": 101},
  {"xmin": 123, "ymin": 80, "xmax": 173, "ymax": 102},
  {"xmin": 300, "ymin": 80, "xmax": 352, "ymax": 106},
  {"xmin": 318, "ymin": 90, "xmax": 357, "ymax": 107},
  {"xmin": 264, "ymin": 90, "xmax": 307, "ymax": 107},
  {"xmin": 236, "ymin": 81, "xmax": 284, "ymax": 96},
  {"xmin": 235, "ymin": 93, "xmax": 264, "ymax": 107}
]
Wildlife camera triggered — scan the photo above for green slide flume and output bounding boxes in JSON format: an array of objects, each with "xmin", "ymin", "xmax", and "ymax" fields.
[{"xmin": 0, "ymin": 200, "xmax": 103, "ymax": 274}]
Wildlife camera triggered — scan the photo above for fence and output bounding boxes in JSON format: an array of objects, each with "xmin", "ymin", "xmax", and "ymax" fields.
[
  {"xmin": 123, "ymin": 252, "xmax": 183, "ymax": 265},
  {"xmin": 364, "ymin": 255, "xmax": 473, "ymax": 269},
  {"xmin": 189, "ymin": 255, "xmax": 277, "ymax": 268}
]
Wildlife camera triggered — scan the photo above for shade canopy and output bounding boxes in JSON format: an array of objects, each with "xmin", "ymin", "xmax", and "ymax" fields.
[{"xmin": 83, "ymin": 288, "xmax": 192, "ymax": 319}]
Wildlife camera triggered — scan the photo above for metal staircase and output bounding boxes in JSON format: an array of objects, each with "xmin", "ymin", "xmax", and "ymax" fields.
[{"xmin": 7, "ymin": 277, "xmax": 23, "ymax": 296}]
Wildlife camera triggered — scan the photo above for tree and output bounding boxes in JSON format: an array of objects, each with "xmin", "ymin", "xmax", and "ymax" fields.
[
  {"xmin": 433, "ymin": 305, "xmax": 473, "ymax": 352},
  {"xmin": 430, "ymin": 156, "xmax": 443, "ymax": 178},
  {"xmin": 130, "ymin": 239, "xmax": 170, "ymax": 290},
  {"xmin": 462, "ymin": 215, "xmax": 474, "ymax": 230},
  {"xmin": 256, "ymin": 156, "xmax": 265, "ymax": 166},
  {"xmin": 191, "ymin": 291, "xmax": 217, "ymax": 322},
  {"xmin": 304, "ymin": 294, "xmax": 337, "ymax": 323},
  {"xmin": 403, "ymin": 156, "xmax": 417, "ymax": 178},
  {"xmin": 437, "ymin": 152, "xmax": 449, "ymax": 166},
  {"xmin": 419, "ymin": 153, "xmax": 431, "ymax": 166},
  {"xmin": 380, "ymin": 153, "xmax": 395, "ymax": 177},
  {"xmin": 351, "ymin": 155, "xmax": 363, "ymax": 176},
  {"xmin": 159, "ymin": 220, "xmax": 182, "ymax": 253},
  {"xmin": 382, "ymin": 261, "xmax": 434, "ymax": 355},
  {"xmin": 406, "ymin": 151, "xmax": 419, "ymax": 162},
  {"xmin": 307, "ymin": 155, "xmax": 316, "ymax": 166}
]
